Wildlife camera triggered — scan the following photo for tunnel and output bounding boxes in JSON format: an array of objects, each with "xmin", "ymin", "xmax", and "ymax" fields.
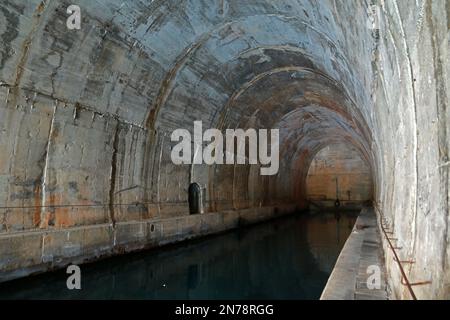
[
  {"xmin": 0, "ymin": 0, "xmax": 448, "ymax": 300},
  {"xmin": 306, "ymin": 142, "xmax": 373, "ymax": 210}
]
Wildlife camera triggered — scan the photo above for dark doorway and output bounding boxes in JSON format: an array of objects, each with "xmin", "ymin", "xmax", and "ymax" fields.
[{"xmin": 188, "ymin": 182, "xmax": 202, "ymax": 215}]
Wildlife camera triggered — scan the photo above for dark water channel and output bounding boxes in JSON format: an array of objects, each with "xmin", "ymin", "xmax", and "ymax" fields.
[{"xmin": 0, "ymin": 211, "xmax": 357, "ymax": 299}]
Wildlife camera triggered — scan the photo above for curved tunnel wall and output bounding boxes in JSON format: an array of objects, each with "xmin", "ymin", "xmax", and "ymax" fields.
[{"xmin": 0, "ymin": 0, "xmax": 448, "ymax": 299}]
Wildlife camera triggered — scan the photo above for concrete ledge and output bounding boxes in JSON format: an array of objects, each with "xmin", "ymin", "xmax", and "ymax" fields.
[
  {"xmin": 320, "ymin": 208, "xmax": 388, "ymax": 300},
  {"xmin": 0, "ymin": 204, "xmax": 297, "ymax": 283}
]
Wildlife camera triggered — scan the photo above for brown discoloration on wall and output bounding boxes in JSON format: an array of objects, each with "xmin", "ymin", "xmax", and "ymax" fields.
[{"xmin": 33, "ymin": 185, "xmax": 41, "ymax": 227}]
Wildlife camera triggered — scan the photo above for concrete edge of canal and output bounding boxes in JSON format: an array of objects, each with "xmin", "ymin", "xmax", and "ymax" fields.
[{"xmin": 320, "ymin": 208, "xmax": 389, "ymax": 300}]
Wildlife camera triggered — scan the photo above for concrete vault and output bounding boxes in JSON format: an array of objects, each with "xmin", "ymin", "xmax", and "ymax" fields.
[{"xmin": 0, "ymin": 0, "xmax": 448, "ymax": 299}]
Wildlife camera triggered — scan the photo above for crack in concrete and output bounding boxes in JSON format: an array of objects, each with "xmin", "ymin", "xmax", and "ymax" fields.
[
  {"xmin": 108, "ymin": 122, "xmax": 120, "ymax": 228},
  {"xmin": 39, "ymin": 101, "xmax": 57, "ymax": 228}
]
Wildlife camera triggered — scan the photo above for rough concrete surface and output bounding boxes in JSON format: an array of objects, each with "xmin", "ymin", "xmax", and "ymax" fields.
[{"xmin": 0, "ymin": 0, "xmax": 448, "ymax": 299}]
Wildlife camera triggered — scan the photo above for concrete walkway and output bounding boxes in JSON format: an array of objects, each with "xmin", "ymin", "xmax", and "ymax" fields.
[{"xmin": 321, "ymin": 208, "xmax": 388, "ymax": 300}]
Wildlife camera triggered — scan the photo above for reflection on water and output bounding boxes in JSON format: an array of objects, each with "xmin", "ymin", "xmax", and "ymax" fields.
[{"xmin": 0, "ymin": 211, "xmax": 357, "ymax": 300}]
